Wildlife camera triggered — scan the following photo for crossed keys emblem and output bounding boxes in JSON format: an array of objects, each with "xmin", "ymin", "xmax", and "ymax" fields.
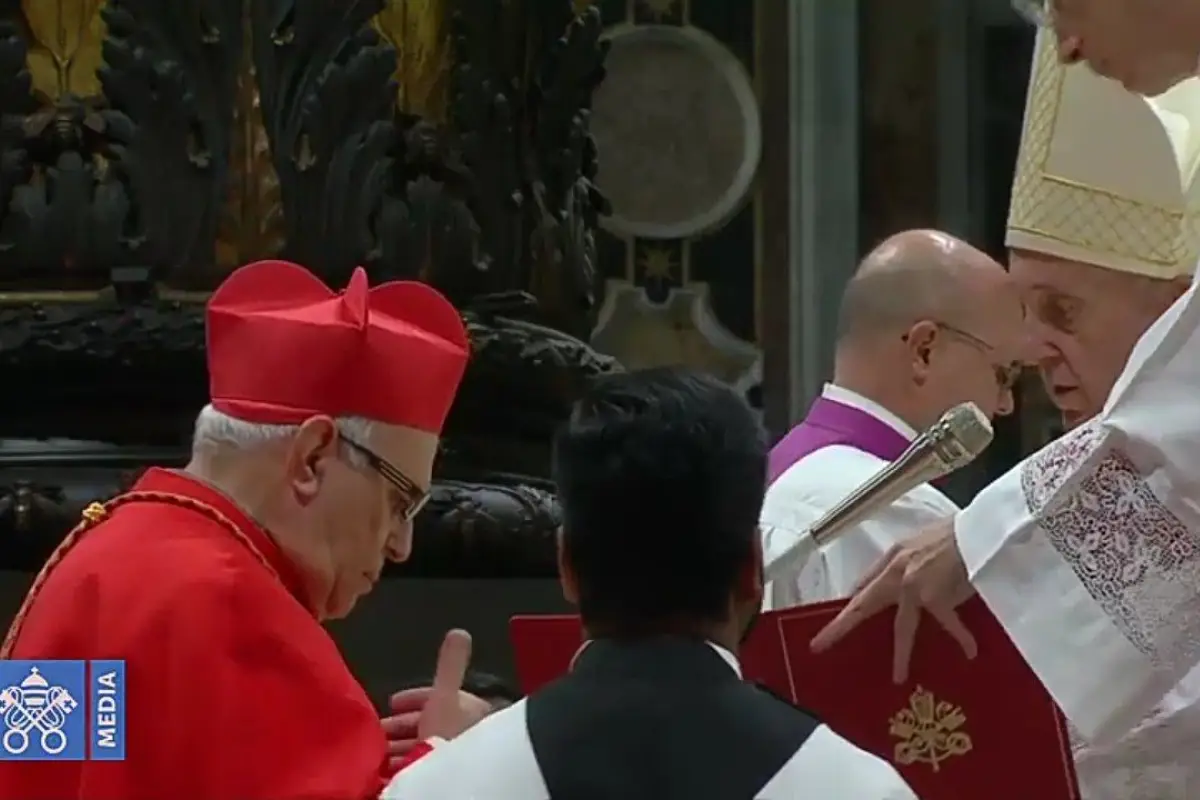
[
  {"xmin": 889, "ymin": 685, "xmax": 973, "ymax": 772},
  {"xmin": 0, "ymin": 668, "xmax": 79, "ymax": 755}
]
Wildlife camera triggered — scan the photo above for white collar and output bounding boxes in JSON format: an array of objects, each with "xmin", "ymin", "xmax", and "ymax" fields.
[
  {"xmin": 568, "ymin": 639, "xmax": 742, "ymax": 678},
  {"xmin": 706, "ymin": 641, "xmax": 742, "ymax": 676},
  {"xmin": 821, "ymin": 383, "xmax": 918, "ymax": 441}
]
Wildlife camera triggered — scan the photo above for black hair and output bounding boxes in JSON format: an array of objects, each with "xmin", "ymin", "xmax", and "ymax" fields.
[
  {"xmin": 396, "ymin": 670, "xmax": 521, "ymax": 704},
  {"xmin": 552, "ymin": 367, "xmax": 766, "ymax": 633},
  {"xmin": 461, "ymin": 670, "xmax": 522, "ymax": 704}
]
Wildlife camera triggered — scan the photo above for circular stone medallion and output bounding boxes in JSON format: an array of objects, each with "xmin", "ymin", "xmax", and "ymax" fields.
[{"xmin": 591, "ymin": 24, "xmax": 762, "ymax": 240}]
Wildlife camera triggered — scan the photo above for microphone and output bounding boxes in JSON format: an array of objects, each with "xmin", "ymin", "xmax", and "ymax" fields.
[{"xmin": 764, "ymin": 402, "xmax": 994, "ymax": 584}]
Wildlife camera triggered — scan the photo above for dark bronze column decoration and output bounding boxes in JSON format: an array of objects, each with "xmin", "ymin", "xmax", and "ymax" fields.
[{"xmin": 0, "ymin": 0, "xmax": 616, "ymax": 577}]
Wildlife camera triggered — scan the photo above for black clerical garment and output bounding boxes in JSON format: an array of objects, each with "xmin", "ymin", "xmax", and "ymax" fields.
[{"xmin": 382, "ymin": 637, "xmax": 916, "ymax": 799}]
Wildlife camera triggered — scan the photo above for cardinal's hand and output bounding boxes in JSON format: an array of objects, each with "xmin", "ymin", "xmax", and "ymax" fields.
[{"xmin": 381, "ymin": 629, "xmax": 491, "ymax": 769}]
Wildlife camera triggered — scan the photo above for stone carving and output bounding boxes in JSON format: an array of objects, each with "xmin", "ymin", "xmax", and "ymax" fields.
[
  {"xmin": 591, "ymin": 279, "xmax": 758, "ymax": 388},
  {"xmin": 591, "ymin": 24, "xmax": 760, "ymax": 240}
]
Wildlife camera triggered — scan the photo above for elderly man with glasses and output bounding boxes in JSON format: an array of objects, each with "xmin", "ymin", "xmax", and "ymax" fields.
[
  {"xmin": 0, "ymin": 260, "xmax": 489, "ymax": 799},
  {"xmin": 760, "ymin": 229, "xmax": 1024, "ymax": 611},
  {"xmin": 811, "ymin": 30, "xmax": 1200, "ymax": 800},
  {"xmin": 1013, "ymin": 0, "xmax": 1200, "ymax": 96}
]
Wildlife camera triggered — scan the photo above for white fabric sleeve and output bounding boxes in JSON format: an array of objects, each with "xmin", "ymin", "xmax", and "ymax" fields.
[
  {"xmin": 760, "ymin": 496, "xmax": 823, "ymax": 612},
  {"xmin": 958, "ymin": 277, "xmax": 1200, "ymax": 745},
  {"xmin": 761, "ymin": 449, "xmax": 957, "ymax": 609}
]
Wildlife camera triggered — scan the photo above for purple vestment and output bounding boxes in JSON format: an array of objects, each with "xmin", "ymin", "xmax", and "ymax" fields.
[{"xmin": 767, "ymin": 395, "xmax": 912, "ymax": 485}]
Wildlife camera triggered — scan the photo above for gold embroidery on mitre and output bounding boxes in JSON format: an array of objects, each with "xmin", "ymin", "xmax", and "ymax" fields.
[
  {"xmin": 1006, "ymin": 31, "xmax": 1200, "ymax": 279},
  {"xmin": 889, "ymin": 686, "xmax": 973, "ymax": 772}
]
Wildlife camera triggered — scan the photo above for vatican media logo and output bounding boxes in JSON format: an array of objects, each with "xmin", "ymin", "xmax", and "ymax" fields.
[{"xmin": 0, "ymin": 660, "xmax": 125, "ymax": 761}]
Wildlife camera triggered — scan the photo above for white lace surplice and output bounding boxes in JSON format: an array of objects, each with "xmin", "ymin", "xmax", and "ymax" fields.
[
  {"xmin": 955, "ymin": 278, "xmax": 1200, "ymax": 794},
  {"xmin": 1070, "ymin": 672, "xmax": 1200, "ymax": 799}
]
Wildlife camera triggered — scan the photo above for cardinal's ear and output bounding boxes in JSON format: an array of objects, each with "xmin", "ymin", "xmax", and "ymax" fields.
[
  {"xmin": 285, "ymin": 415, "xmax": 339, "ymax": 505},
  {"xmin": 557, "ymin": 528, "xmax": 580, "ymax": 606}
]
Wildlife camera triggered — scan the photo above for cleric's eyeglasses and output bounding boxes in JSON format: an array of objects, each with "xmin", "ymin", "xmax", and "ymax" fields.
[
  {"xmin": 1011, "ymin": 0, "xmax": 1052, "ymax": 26},
  {"xmin": 903, "ymin": 322, "xmax": 1023, "ymax": 390},
  {"xmin": 341, "ymin": 437, "xmax": 429, "ymax": 522}
]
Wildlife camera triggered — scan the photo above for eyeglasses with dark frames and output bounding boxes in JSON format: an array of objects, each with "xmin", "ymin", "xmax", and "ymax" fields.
[{"xmin": 340, "ymin": 437, "xmax": 429, "ymax": 522}]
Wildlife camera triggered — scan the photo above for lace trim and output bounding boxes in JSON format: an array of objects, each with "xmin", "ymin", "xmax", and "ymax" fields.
[
  {"xmin": 1019, "ymin": 422, "xmax": 1200, "ymax": 673},
  {"xmin": 0, "ymin": 492, "xmax": 279, "ymax": 658},
  {"xmin": 1072, "ymin": 705, "xmax": 1200, "ymax": 799}
]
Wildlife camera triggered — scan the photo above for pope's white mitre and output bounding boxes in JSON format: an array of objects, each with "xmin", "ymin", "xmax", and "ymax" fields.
[{"xmin": 1006, "ymin": 31, "xmax": 1200, "ymax": 279}]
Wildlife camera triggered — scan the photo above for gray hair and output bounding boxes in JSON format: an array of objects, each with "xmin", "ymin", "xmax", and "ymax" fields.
[{"xmin": 191, "ymin": 404, "xmax": 375, "ymax": 468}]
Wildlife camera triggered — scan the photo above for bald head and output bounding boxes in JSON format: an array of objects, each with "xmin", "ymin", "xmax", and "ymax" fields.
[
  {"xmin": 831, "ymin": 230, "xmax": 1023, "ymax": 429},
  {"xmin": 836, "ymin": 230, "xmax": 1006, "ymax": 345}
]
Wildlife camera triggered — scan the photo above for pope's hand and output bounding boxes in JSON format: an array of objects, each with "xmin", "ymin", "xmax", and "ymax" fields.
[
  {"xmin": 809, "ymin": 515, "xmax": 978, "ymax": 683},
  {"xmin": 381, "ymin": 629, "xmax": 491, "ymax": 767}
]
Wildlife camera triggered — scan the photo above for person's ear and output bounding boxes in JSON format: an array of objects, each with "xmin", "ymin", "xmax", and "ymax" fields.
[
  {"xmin": 733, "ymin": 535, "xmax": 764, "ymax": 609},
  {"xmin": 903, "ymin": 320, "xmax": 939, "ymax": 383},
  {"xmin": 285, "ymin": 416, "xmax": 339, "ymax": 505},
  {"xmin": 557, "ymin": 527, "xmax": 580, "ymax": 605}
]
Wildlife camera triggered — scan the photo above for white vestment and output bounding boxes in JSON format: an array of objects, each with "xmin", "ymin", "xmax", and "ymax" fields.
[
  {"xmin": 955, "ymin": 278, "xmax": 1200, "ymax": 799},
  {"xmin": 762, "ymin": 371, "xmax": 1200, "ymax": 798},
  {"xmin": 380, "ymin": 642, "xmax": 916, "ymax": 800},
  {"xmin": 761, "ymin": 384, "xmax": 958, "ymax": 610}
]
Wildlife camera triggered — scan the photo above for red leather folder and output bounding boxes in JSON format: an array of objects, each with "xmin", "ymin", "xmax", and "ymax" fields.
[{"xmin": 510, "ymin": 597, "xmax": 1080, "ymax": 799}]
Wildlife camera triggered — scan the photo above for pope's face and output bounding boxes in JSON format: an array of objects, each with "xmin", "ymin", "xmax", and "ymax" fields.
[
  {"xmin": 1009, "ymin": 250, "xmax": 1184, "ymax": 429},
  {"xmin": 1041, "ymin": 0, "xmax": 1200, "ymax": 95}
]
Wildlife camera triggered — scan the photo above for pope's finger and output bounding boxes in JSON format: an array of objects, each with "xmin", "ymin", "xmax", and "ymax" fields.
[
  {"xmin": 431, "ymin": 628, "xmax": 472, "ymax": 697},
  {"xmin": 850, "ymin": 544, "xmax": 900, "ymax": 595},
  {"xmin": 891, "ymin": 597, "xmax": 920, "ymax": 685},
  {"xmin": 810, "ymin": 572, "xmax": 898, "ymax": 652},
  {"xmin": 930, "ymin": 605, "xmax": 978, "ymax": 660}
]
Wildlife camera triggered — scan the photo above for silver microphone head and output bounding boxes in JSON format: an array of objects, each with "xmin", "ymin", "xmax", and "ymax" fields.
[{"xmin": 928, "ymin": 402, "xmax": 994, "ymax": 472}]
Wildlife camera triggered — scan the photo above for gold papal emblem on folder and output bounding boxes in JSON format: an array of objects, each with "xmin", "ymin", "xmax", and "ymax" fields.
[{"xmin": 888, "ymin": 686, "xmax": 973, "ymax": 772}]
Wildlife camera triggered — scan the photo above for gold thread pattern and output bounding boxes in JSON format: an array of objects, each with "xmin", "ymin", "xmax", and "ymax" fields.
[{"xmin": 1006, "ymin": 34, "xmax": 1200, "ymax": 276}]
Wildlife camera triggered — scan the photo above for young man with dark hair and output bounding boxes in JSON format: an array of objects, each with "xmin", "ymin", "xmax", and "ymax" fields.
[{"xmin": 382, "ymin": 367, "xmax": 915, "ymax": 799}]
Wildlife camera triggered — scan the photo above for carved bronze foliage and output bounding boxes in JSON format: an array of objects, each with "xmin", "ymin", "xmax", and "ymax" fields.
[
  {"xmin": 213, "ymin": 5, "xmax": 285, "ymax": 272},
  {"xmin": 248, "ymin": 0, "xmax": 609, "ymax": 333},
  {"xmin": 98, "ymin": 0, "xmax": 243, "ymax": 278},
  {"xmin": 448, "ymin": 0, "xmax": 610, "ymax": 337},
  {"xmin": 0, "ymin": 0, "xmax": 617, "ymax": 577},
  {"xmin": 0, "ymin": 0, "xmax": 242, "ymax": 283},
  {"xmin": 250, "ymin": 0, "xmax": 398, "ymax": 287}
]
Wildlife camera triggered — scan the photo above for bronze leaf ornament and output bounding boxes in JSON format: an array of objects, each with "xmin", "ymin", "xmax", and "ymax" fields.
[{"xmin": 21, "ymin": 0, "xmax": 107, "ymax": 102}]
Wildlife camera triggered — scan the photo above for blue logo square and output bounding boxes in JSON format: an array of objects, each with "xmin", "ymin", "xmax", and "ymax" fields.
[
  {"xmin": 88, "ymin": 660, "xmax": 125, "ymax": 760},
  {"xmin": 0, "ymin": 660, "xmax": 86, "ymax": 760}
]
